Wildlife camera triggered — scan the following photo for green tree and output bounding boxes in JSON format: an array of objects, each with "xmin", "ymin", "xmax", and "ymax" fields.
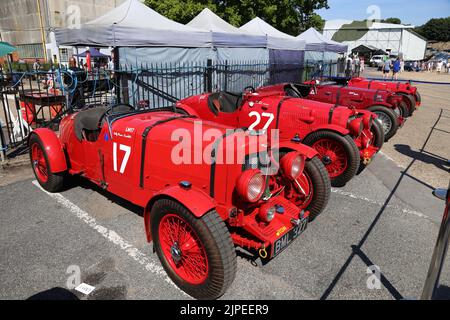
[
  {"xmin": 144, "ymin": 0, "xmax": 328, "ymax": 36},
  {"xmin": 415, "ymin": 17, "xmax": 450, "ymax": 41},
  {"xmin": 381, "ymin": 17, "xmax": 401, "ymax": 24}
]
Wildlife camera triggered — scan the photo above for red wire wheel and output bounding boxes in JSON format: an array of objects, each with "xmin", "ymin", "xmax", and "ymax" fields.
[
  {"xmin": 151, "ymin": 199, "xmax": 236, "ymax": 299},
  {"xmin": 312, "ymin": 138, "xmax": 348, "ymax": 178},
  {"xmin": 158, "ymin": 214, "xmax": 209, "ymax": 285},
  {"xmin": 31, "ymin": 142, "xmax": 49, "ymax": 183},
  {"xmin": 302, "ymin": 131, "xmax": 360, "ymax": 187}
]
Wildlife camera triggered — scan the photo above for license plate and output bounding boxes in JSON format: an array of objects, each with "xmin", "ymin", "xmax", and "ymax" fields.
[{"xmin": 272, "ymin": 218, "xmax": 308, "ymax": 257}]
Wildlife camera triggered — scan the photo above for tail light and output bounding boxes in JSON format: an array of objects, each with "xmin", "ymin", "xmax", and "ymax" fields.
[
  {"xmin": 280, "ymin": 152, "xmax": 305, "ymax": 180},
  {"xmin": 348, "ymin": 117, "xmax": 363, "ymax": 137},
  {"xmin": 236, "ymin": 169, "xmax": 265, "ymax": 203}
]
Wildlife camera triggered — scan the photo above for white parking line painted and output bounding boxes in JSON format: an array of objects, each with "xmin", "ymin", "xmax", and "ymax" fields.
[
  {"xmin": 31, "ymin": 180, "xmax": 187, "ymax": 296},
  {"xmin": 331, "ymin": 188, "xmax": 430, "ymax": 220}
]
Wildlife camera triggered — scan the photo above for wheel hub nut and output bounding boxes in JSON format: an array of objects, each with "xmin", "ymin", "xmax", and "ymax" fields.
[
  {"xmin": 170, "ymin": 242, "xmax": 182, "ymax": 264},
  {"xmin": 322, "ymin": 155, "xmax": 332, "ymax": 165}
]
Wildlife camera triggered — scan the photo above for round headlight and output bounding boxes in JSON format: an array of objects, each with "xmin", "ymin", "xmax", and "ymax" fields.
[
  {"xmin": 236, "ymin": 169, "xmax": 265, "ymax": 203},
  {"xmin": 280, "ymin": 152, "xmax": 305, "ymax": 180},
  {"xmin": 258, "ymin": 205, "xmax": 276, "ymax": 223}
]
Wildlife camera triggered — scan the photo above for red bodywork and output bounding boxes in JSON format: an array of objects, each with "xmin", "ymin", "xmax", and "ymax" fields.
[
  {"xmin": 177, "ymin": 92, "xmax": 379, "ymax": 163},
  {"xmin": 331, "ymin": 77, "xmax": 420, "ymax": 107},
  {"xmin": 31, "ymin": 109, "xmax": 315, "ymax": 259},
  {"xmin": 258, "ymin": 82, "xmax": 405, "ymax": 126}
]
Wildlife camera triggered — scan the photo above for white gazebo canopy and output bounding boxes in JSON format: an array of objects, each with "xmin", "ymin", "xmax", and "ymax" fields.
[
  {"xmin": 239, "ymin": 17, "xmax": 305, "ymax": 51},
  {"xmin": 55, "ymin": 0, "xmax": 211, "ymax": 47},
  {"xmin": 297, "ymin": 27, "xmax": 347, "ymax": 53},
  {"xmin": 186, "ymin": 8, "xmax": 266, "ymax": 47}
]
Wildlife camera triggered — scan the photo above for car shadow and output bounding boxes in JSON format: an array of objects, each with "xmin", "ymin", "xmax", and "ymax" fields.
[
  {"xmin": 27, "ymin": 287, "xmax": 79, "ymax": 300},
  {"xmin": 69, "ymin": 175, "xmax": 144, "ymax": 218},
  {"xmin": 394, "ymin": 144, "xmax": 449, "ymax": 172}
]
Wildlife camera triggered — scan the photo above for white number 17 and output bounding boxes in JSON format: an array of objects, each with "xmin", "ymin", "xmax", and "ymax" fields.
[{"xmin": 113, "ymin": 142, "xmax": 131, "ymax": 174}]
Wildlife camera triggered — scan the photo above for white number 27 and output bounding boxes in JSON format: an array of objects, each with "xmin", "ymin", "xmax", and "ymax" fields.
[
  {"xmin": 113, "ymin": 142, "xmax": 131, "ymax": 174},
  {"xmin": 248, "ymin": 111, "xmax": 274, "ymax": 130}
]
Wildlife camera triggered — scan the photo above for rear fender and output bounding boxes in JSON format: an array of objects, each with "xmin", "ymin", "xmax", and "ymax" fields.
[
  {"xmin": 310, "ymin": 124, "xmax": 350, "ymax": 136},
  {"xmin": 29, "ymin": 129, "xmax": 67, "ymax": 173},
  {"xmin": 275, "ymin": 141, "xmax": 318, "ymax": 159},
  {"xmin": 143, "ymin": 185, "xmax": 216, "ymax": 242}
]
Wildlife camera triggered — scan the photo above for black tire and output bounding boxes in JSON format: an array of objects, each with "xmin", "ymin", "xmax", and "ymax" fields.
[
  {"xmin": 396, "ymin": 93, "xmax": 416, "ymax": 115},
  {"xmin": 357, "ymin": 120, "xmax": 384, "ymax": 175},
  {"xmin": 371, "ymin": 119, "xmax": 385, "ymax": 149},
  {"xmin": 302, "ymin": 130, "xmax": 360, "ymax": 187},
  {"xmin": 368, "ymin": 105, "xmax": 399, "ymax": 141},
  {"xmin": 414, "ymin": 91, "xmax": 421, "ymax": 105},
  {"xmin": 303, "ymin": 156, "xmax": 331, "ymax": 221},
  {"xmin": 151, "ymin": 199, "xmax": 236, "ymax": 300},
  {"xmin": 397, "ymin": 101, "xmax": 410, "ymax": 118},
  {"xmin": 29, "ymin": 134, "xmax": 66, "ymax": 192}
]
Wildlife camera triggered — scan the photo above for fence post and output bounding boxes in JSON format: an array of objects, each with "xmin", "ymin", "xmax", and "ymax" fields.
[
  {"xmin": 224, "ymin": 60, "xmax": 228, "ymax": 92},
  {"xmin": 0, "ymin": 119, "xmax": 6, "ymax": 162},
  {"xmin": 205, "ymin": 59, "xmax": 213, "ymax": 93}
]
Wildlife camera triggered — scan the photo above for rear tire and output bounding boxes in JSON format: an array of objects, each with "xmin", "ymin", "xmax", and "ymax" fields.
[
  {"xmin": 302, "ymin": 156, "xmax": 331, "ymax": 221},
  {"xmin": 302, "ymin": 131, "xmax": 360, "ymax": 187},
  {"xmin": 151, "ymin": 199, "xmax": 236, "ymax": 300},
  {"xmin": 29, "ymin": 134, "xmax": 66, "ymax": 192},
  {"xmin": 397, "ymin": 101, "xmax": 410, "ymax": 118},
  {"xmin": 368, "ymin": 105, "xmax": 399, "ymax": 141},
  {"xmin": 414, "ymin": 91, "xmax": 421, "ymax": 105}
]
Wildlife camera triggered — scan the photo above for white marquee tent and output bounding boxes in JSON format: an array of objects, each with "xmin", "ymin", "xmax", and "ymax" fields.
[{"xmin": 297, "ymin": 27, "xmax": 347, "ymax": 53}]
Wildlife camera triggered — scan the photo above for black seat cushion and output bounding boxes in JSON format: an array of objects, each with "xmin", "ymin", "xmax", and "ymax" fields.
[
  {"xmin": 286, "ymin": 84, "xmax": 312, "ymax": 98},
  {"xmin": 208, "ymin": 92, "xmax": 242, "ymax": 115},
  {"xmin": 74, "ymin": 107, "xmax": 107, "ymax": 141}
]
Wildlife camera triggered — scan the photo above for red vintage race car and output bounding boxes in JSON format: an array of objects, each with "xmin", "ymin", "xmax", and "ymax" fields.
[
  {"xmin": 29, "ymin": 104, "xmax": 330, "ymax": 299},
  {"xmin": 176, "ymin": 88, "xmax": 384, "ymax": 187},
  {"xmin": 327, "ymin": 76, "xmax": 421, "ymax": 113},
  {"xmin": 257, "ymin": 82, "xmax": 405, "ymax": 141}
]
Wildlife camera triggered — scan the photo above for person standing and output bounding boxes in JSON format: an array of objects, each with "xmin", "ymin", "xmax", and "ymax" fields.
[
  {"xmin": 382, "ymin": 58, "xmax": 391, "ymax": 79},
  {"xmin": 360, "ymin": 56, "xmax": 365, "ymax": 74},
  {"xmin": 392, "ymin": 57, "xmax": 401, "ymax": 80},
  {"xmin": 400, "ymin": 59, "xmax": 404, "ymax": 73}
]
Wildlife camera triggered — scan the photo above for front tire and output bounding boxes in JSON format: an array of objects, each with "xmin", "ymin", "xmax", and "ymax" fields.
[
  {"xmin": 368, "ymin": 105, "xmax": 399, "ymax": 141},
  {"xmin": 29, "ymin": 134, "xmax": 66, "ymax": 192},
  {"xmin": 396, "ymin": 93, "xmax": 416, "ymax": 115},
  {"xmin": 371, "ymin": 119, "xmax": 385, "ymax": 149},
  {"xmin": 302, "ymin": 131, "xmax": 360, "ymax": 187},
  {"xmin": 300, "ymin": 156, "xmax": 331, "ymax": 221},
  {"xmin": 151, "ymin": 199, "xmax": 236, "ymax": 300}
]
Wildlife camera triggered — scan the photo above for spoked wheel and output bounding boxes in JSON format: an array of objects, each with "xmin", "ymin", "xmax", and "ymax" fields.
[
  {"xmin": 29, "ymin": 134, "xmax": 65, "ymax": 192},
  {"xmin": 293, "ymin": 157, "xmax": 331, "ymax": 221},
  {"xmin": 151, "ymin": 199, "xmax": 236, "ymax": 300},
  {"xmin": 368, "ymin": 106, "xmax": 399, "ymax": 141},
  {"xmin": 303, "ymin": 131, "xmax": 360, "ymax": 187}
]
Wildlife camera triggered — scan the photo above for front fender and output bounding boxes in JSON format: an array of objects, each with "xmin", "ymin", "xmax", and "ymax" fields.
[
  {"xmin": 29, "ymin": 129, "xmax": 67, "ymax": 173},
  {"xmin": 144, "ymin": 186, "xmax": 216, "ymax": 242},
  {"xmin": 276, "ymin": 140, "xmax": 318, "ymax": 159},
  {"xmin": 310, "ymin": 124, "xmax": 350, "ymax": 136}
]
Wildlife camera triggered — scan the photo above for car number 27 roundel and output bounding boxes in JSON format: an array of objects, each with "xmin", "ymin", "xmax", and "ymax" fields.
[{"xmin": 248, "ymin": 111, "xmax": 275, "ymax": 130}]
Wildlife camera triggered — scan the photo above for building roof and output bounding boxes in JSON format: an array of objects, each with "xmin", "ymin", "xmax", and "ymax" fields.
[
  {"xmin": 0, "ymin": 41, "xmax": 16, "ymax": 57},
  {"xmin": 324, "ymin": 19, "xmax": 415, "ymax": 30}
]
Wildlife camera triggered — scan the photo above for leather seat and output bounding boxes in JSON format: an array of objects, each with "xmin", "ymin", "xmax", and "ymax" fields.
[
  {"xmin": 74, "ymin": 107, "xmax": 107, "ymax": 141},
  {"xmin": 207, "ymin": 92, "xmax": 242, "ymax": 115}
]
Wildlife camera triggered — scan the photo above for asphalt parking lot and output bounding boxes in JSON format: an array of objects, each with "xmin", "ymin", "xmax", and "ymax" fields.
[{"xmin": 1, "ymin": 79, "xmax": 449, "ymax": 300}]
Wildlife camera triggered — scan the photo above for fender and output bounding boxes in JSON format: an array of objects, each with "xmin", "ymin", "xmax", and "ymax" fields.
[
  {"xmin": 143, "ymin": 185, "xmax": 216, "ymax": 242},
  {"xmin": 276, "ymin": 140, "xmax": 318, "ymax": 159},
  {"xmin": 310, "ymin": 124, "xmax": 350, "ymax": 136},
  {"xmin": 29, "ymin": 128, "xmax": 67, "ymax": 173},
  {"xmin": 175, "ymin": 102, "xmax": 200, "ymax": 117},
  {"xmin": 368, "ymin": 102, "xmax": 393, "ymax": 109}
]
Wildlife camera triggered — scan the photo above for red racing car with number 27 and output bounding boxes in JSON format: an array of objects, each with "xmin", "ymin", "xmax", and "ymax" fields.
[
  {"xmin": 29, "ymin": 104, "xmax": 330, "ymax": 299},
  {"xmin": 177, "ymin": 87, "xmax": 383, "ymax": 187}
]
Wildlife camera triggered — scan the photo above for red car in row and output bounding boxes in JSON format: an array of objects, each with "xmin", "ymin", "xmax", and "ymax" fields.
[
  {"xmin": 29, "ymin": 104, "xmax": 330, "ymax": 299},
  {"xmin": 176, "ymin": 87, "xmax": 383, "ymax": 187},
  {"xmin": 257, "ymin": 81, "xmax": 406, "ymax": 141}
]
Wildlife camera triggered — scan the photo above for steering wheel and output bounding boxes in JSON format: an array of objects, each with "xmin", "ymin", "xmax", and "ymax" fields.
[
  {"xmin": 243, "ymin": 86, "xmax": 256, "ymax": 94},
  {"xmin": 105, "ymin": 103, "xmax": 134, "ymax": 116}
]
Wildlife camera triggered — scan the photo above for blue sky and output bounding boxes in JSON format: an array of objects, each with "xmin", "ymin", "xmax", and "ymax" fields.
[{"xmin": 316, "ymin": 0, "xmax": 450, "ymax": 26}]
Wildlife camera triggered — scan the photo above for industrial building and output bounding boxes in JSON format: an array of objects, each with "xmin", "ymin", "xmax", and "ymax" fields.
[
  {"xmin": 323, "ymin": 20, "xmax": 427, "ymax": 61},
  {"xmin": 0, "ymin": 0, "xmax": 126, "ymax": 63}
]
